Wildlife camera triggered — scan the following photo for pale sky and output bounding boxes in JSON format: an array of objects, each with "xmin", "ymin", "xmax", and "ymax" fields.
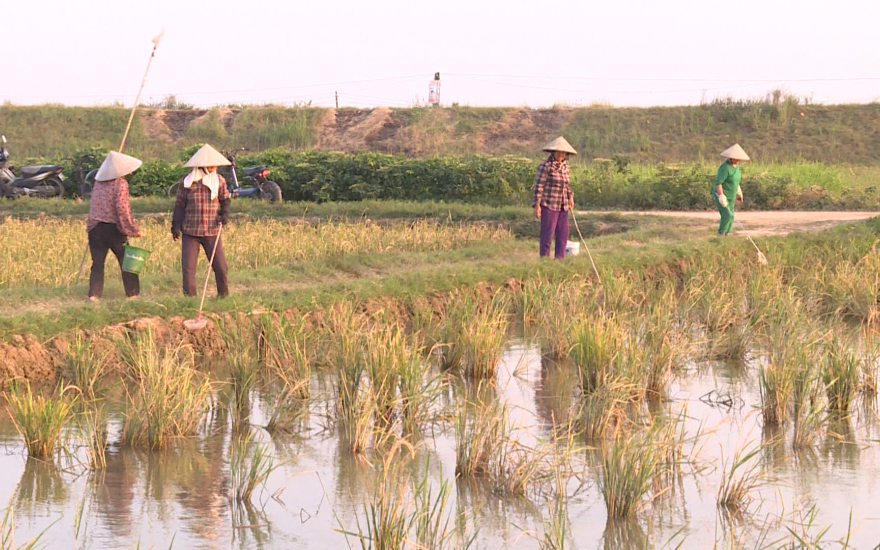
[{"xmin": 4, "ymin": 0, "xmax": 880, "ymax": 108}]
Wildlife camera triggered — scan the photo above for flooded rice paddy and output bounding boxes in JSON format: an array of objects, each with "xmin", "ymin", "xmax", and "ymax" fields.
[{"xmin": 1, "ymin": 334, "xmax": 878, "ymax": 549}]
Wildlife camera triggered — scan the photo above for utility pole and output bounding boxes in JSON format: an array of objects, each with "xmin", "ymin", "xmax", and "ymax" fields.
[
  {"xmin": 429, "ymin": 73, "xmax": 441, "ymax": 107},
  {"xmin": 335, "ymin": 91, "xmax": 339, "ymax": 109}
]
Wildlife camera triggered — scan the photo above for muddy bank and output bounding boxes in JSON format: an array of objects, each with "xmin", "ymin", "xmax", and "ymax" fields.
[{"xmin": 0, "ymin": 279, "xmax": 520, "ymax": 388}]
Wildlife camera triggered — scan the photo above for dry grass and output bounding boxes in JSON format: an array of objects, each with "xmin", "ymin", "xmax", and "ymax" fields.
[{"xmin": 0, "ymin": 217, "xmax": 511, "ymax": 288}]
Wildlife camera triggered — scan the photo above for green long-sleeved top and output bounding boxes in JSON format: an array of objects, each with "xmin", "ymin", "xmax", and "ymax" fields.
[{"xmin": 714, "ymin": 160, "xmax": 741, "ymax": 200}]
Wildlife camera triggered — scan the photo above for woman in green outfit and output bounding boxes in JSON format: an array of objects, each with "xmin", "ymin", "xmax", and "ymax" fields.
[{"xmin": 713, "ymin": 143, "xmax": 750, "ymax": 235}]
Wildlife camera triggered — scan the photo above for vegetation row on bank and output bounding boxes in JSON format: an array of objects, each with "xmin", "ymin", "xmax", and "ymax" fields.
[{"xmin": 44, "ymin": 148, "xmax": 880, "ymax": 210}]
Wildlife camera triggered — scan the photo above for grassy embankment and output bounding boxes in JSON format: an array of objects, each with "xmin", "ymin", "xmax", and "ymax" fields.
[{"xmin": 4, "ymin": 95, "xmax": 880, "ymax": 163}]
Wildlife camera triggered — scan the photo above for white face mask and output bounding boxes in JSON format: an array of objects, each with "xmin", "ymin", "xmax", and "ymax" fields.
[{"xmin": 183, "ymin": 168, "xmax": 220, "ymax": 200}]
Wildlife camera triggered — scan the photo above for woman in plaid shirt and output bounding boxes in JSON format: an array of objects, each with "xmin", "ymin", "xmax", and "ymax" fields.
[
  {"xmin": 172, "ymin": 144, "xmax": 232, "ymax": 297},
  {"xmin": 531, "ymin": 137, "xmax": 577, "ymax": 259}
]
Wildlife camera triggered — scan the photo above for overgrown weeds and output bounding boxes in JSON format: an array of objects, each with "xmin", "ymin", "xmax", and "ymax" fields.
[
  {"xmin": 62, "ymin": 333, "xmax": 109, "ymax": 398},
  {"xmin": 5, "ymin": 382, "xmax": 74, "ymax": 459},
  {"xmin": 229, "ymin": 430, "xmax": 277, "ymax": 504},
  {"xmin": 118, "ymin": 331, "xmax": 212, "ymax": 449},
  {"xmin": 717, "ymin": 441, "xmax": 766, "ymax": 514},
  {"xmin": 599, "ymin": 425, "xmax": 663, "ymax": 518}
]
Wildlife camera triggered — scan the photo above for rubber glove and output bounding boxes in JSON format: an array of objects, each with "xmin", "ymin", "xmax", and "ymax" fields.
[{"xmin": 716, "ymin": 193, "xmax": 728, "ymax": 208}]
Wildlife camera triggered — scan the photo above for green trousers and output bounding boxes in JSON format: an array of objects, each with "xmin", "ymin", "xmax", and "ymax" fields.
[{"xmin": 714, "ymin": 194, "xmax": 735, "ymax": 234}]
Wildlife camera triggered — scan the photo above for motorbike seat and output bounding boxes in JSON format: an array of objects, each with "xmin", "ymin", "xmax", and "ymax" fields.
[
  {"xmin": 20, "ymin": 164, "xmax": 62, "ymax": 177},
  {"xmin": 244, "ymin": 165, "xmax": 266, "ymax": 177}
]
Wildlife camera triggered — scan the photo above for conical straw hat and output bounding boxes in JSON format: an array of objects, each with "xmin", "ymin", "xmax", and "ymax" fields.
[
  {"xmin": 541, "ymin": 136, "xmax": 578, "ymax": 155},
  {"xmin": 184, "ymin": 144, "xmax": 232, "ymax": 168},
  {"xmin": 95, "ymin": 151, "xmax": 143, "ymax": 181},
  {"xmin": 720, "ymin": 143, "xmax": 750, "ymax": 161}
]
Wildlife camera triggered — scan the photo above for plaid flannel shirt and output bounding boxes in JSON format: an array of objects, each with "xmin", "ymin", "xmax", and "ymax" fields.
[
  {"xmin": 172, "ymin": 175, "xmax": 230, "ymax": 237},
  {"xmin": 86, "ymin": 177, "xmax": 139, "ymax": 236},
  {"xmin": 531, "ymin": 156, "xmax": 574, "ymax": 211}
]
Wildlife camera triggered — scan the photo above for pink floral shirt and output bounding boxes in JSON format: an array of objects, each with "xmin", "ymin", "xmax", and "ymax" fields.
[{"xmin": 86, "ymin": 178, "xmax": 139, "ymax": 236}]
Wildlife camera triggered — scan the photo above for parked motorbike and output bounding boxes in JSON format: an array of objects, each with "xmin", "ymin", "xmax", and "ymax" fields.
[
  {"xmin": 0, "ymin": 135, "xmax": 66, "ymax": 198},
  {"xmin": 65, "ymin": 153, "xmax": 98, "ymax": 198},
  {"xmin": 167, "ymin": 148, "xmax": 283, "ymax": 203}
]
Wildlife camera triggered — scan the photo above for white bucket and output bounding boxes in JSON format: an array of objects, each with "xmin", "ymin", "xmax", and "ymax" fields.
[{"xmin": 565, "ymin": 240, "xmax": 580, "ymax": 256}]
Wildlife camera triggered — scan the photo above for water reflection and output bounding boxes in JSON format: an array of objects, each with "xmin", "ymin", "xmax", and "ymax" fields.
[
  {"xmin": 13, "ymin": 458, "xmax": 68, "ymax": 519},
  {"xmin": 93, "ymin": 450, "xmax": 136, "ymax": 538},
  {"xmin": 534, "ymin": 353, "xmax": 578, "ymax": 430},
  {"xmin": 603, "ymin": 517, "xmax": 648, "ymax": 550},
  {"xmin": 822, "ymin": 415, "xmax": 860, "ymax": 469},
  {"xmin": 231, "ymin": 502, "xmax": 273, "ymax": 550}
]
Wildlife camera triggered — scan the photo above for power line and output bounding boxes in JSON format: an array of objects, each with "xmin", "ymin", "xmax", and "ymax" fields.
[
  {"xmin": 446, "ymin": 72, "xmax": 880, "ymax": 84},
  {"xmin": 0, "ymin": 74, "xmax": 428, "ymax": 102},
  {"xmin": 450, "ymin": 74, "xmax": 788, "ymax": 95}
]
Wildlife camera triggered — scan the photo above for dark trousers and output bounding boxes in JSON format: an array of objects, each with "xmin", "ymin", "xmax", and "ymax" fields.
[
  {"xmin": 181, "ymin": 233, "xmax": 229, "ymax": 297},
  {"xmin": 539, "ymin": 207, "xmax": 570, "ymax": 259},
  {"xmin": 88, "ymin": 222, "xmax": 140, "ymax": 298}
]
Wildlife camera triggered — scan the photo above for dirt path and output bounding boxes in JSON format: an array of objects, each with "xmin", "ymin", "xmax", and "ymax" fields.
[{"xmin": 604, "ymin": 211, "xmax": 880, "ymax": 236}]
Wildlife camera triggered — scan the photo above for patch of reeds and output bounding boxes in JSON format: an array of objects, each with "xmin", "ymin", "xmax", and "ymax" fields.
[
  {"xmin": 438, "ymin": 292, "xmax": 510, "ymax": 380},
  {"xmin": 790, "ymin": 345, "xmax": 826, "ymax": 450},
  {"xmin": 338, "ymin": 383, "xmax": 375, "ymax": 455},
  {"xmin": 540, "ymin": 424, "xmax": 581, "ymax": 550},
  {"xmin": 5, "ymin": 382, "xmax": 74, "ymax": 459},
  {"xmin": 640, "ymin": 289, "xmax": 690, "ymax": 396},
  {"xmin": 0, "ymin": 505, "xmax": 47, "ymax": 550},
  {"xmin": 363, "ymin": 326, "xmax": 405, "ymax": 429},
  {"xmin": 599, "ymin": 426, "xmax": 662, "ymax": 518},
  {"xmin": 821, "ymin": 247, "xmax": 880, "ymax": 324},
  {"xmin": 118, "ymin": 331, "xmax": 212, "ymax": 450},
  {"xmin": 580, "ymin": 379, "xmax": 633, "ymax": 441},
  {"xmin": 264, "ymin": 369, "xmax": 310, "ymax": 435},
  {"xmin": 716, "ymin": 442, "xmax": 765, "ymax": 514},
  {"xmin": 411, "ymin": 461, "xmax": 455, "ymax": 549},
  {"xmin": 757, "ymin": 290, "xmax": 813, "ymax": 425},
  {"xmin": 396, "ymin": 336, "xmax": 438, "ymax": 436},
  {"xmin": 77, "ymin": 401, "xmax": 109, "ymax": 470},
  {"xmin": 860, "ymin": 326, "xmax": 880, "ymax": 397},
  {"xmin": 327, "ymin": 302, "xmax": 367, "ymax": 416},
  {"xmin": 258, "ymin": 314, "xmax": 311, "ymax": 399},
  {"xmin": 521, "ymin": 279, "xmax": 594, "ymax": 360},
  {"xmin": 229, "ymin": 430, "xmax": 276, "ymax": 504},
  {"xmin": 568, "ymin": 313, "xmax": 646, "ymax": 400},
  {"xmin": 567, "ymin": 313, "xmax": 622, "ymax": 395},
  {"xmin": 454, "ymin": 397, "xmax": 504, "ymax": 478},
  {"xmin": 491, "ymin": 436, "xmax": 550, "ymax": 498},
  {"xmin": 758, "ymin": 361, "xmax": 791, "ymax": 427},
  {"xmin": 349, "ymin": 451, "xmax": 413, "ymax": 550},
  {"xmin": 62, "ymin": 333, "xmax": 109, "ymax": 399},
  {"xmin": 218, "ymin": 317, "xmax": 260, "ymax": 418},
  {"xmin": 822, "ymin": 332, "xmax": 861, "ymax": 414}
]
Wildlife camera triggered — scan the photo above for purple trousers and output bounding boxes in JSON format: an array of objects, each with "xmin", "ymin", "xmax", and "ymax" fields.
[{"xmin": 539, "ymin": 207, "xmax": 570, "ymax": 259}]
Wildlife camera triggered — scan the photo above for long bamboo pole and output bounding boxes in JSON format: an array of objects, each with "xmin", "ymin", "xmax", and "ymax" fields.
[{"xmin": 75, "ymin": 31, "xmax": 164, "ymax": 286}]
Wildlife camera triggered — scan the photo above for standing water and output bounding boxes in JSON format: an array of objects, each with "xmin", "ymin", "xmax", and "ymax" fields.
[{"xmin": 1, "ymin": 337, "xmax": 879, "ymax": 548}]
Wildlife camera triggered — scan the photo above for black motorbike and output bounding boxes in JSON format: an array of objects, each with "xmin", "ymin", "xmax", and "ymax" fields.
[
  {"xmin": 0, "ymin": 135, "xmax": 66, "ymax": 198},
  {"xmin": 167, "ymin": 148, "xmax": 283, "ymax": 203},
  {"xmin": 65, "ymin": 153, "xmax": 98, "ymax": 198}
]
